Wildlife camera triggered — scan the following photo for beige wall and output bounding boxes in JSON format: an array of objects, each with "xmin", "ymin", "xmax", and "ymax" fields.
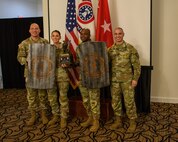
[
  {"xmin": 151, "ymin": 0, "xmax": 178, "ymax": 103},
  {"xmin": 42, "ymin": 0, "xmax": 49, "ymax": 40},
  {"xmin": 43, "ymin": 0, "xmax": 178, "ymax": 103},
  {"xmin": 42, "ymin": 0, "xmax": 151, "ymax": 66}
]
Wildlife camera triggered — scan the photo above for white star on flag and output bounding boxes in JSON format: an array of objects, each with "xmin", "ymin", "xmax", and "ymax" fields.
[{"xmin": 101, "ymin": 20, "xmax": 111, "ymax": 33}]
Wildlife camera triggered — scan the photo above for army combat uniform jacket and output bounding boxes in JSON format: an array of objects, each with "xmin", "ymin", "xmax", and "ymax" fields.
[
  {"xmin": 108, "ymin": 41, "xmax": 141, "ymax": 83},
  {"xmin": 17, "ymin": 37, "xmax": 49, "ymax": 111},
  {"xmin": 108, "ymin": 41, "xmax": 141, "ymax": 119}
]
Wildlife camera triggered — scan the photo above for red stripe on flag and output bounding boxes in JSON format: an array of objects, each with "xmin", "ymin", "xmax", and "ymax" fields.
[
  {"xmin": 65, "ymin": 0, "xmax": 80, "ymax": 89},
  {"xmin": 67, "ymin": 68, "xmax": 79, "ymax": 89}
]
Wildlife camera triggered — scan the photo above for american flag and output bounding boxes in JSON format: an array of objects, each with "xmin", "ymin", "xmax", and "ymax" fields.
[
  {"xmin": 65, "ymin": 0, "xmax": 80, "ymax": 89},
  {"xmin": 65, "ymin": 0, "xmax": 79, "ymax": 60}
]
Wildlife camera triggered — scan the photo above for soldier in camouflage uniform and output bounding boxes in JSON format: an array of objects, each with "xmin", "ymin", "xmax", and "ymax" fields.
[
  {"xmin": 17, "ymin": 23, "xmax": 50, "ymax": 126},
  {"xmin": 76, "ymin": 29, "xmax": 100, "ymax": 132},
  {"xmin": 48, "ymin": 30, "xmax": 70, "ymax": 129},
  {"xmin": 108, "ymin": 27, "xmax": 141, "ymax": 132}
]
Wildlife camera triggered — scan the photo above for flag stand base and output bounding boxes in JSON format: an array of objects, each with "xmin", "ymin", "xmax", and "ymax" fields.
[{"xmin": 69, "ymin": 96, "xmax": 114, "ymax": 122}]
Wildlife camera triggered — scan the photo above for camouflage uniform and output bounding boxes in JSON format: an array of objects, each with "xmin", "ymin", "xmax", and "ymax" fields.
[
  {"xmin": 17, "ymin": 37, "xmax": 50, "ymax": 111},
  {"xmin": 42, "ymin": 86, "xmax": 60, "ymax": 116},
  {"xmin": 55, "ymin": 43, "xmax": 70, "ymax": 119},
  {"xmin": 108, "ymin": 41, "xmax": 141, "ymax": 119},
  {"xmin": 76, "ymin": 45, "xmax": 100, "ymax": 119}
]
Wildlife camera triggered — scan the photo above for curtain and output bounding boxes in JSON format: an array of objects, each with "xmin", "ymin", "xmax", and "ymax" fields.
[
  {"xmin": 0, "ymin": 17, "xmax": 43, "ymax": 89},
  {"xmin": 0, "ymin": 57, "xmax": 3, "ymax": 89}
]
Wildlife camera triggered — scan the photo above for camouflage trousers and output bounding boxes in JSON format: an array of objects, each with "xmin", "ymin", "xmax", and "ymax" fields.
[
  {"xmin": 57, "ymin": 81, "xmax": 69, "ymax": 119},
  {"xmin": 45, "ymin": 87, "xmax": 60, "ymax": 116},
  {"xmin": 110, "ymin": 80, "xmax": 137, "ymax": 120},
  {"xmin": 26, "ymin": 87, "xmax": 49, "ymax": 111},
  {"xmin": 79, "ymin": 83, "xmax": 100, "ymax": 119}
]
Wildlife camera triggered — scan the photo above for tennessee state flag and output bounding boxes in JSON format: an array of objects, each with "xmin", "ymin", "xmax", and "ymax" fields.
[
  {"xmin": 65, "ymin": 0, "xmax": 95, "ymax": 89},
  {"xmin": 96, "ymin": 0, "xmax": 113, "ymax": 47},
  {"xmin": 77, "ymin": 0, "xmax": 95, "ymax": 41}
]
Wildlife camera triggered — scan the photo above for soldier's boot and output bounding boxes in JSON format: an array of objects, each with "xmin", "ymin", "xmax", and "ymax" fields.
[
  {"xmin": 81, "ymin": 116, "xmax": 93, "ymax": 127},
  {"xmin": 26, "ymin": 110, "xmax": 36, "ymax": 126},
  {"xmin": 127, "ymin": 119, "xmax": 136, "ymax": 132},
  {"xmin": 90, "ymin": 119, "xmax": 100, "ymax": 132},
  {"xmin": 41, "ymin": 110, "xmax": 49, "ymax": 125},
  {"xmin": 48, "ymin": 115, "xmax": 59, "ymax": 126},
  {"xmin": 110, "ymin": 116, "xmax": 122, "ymax": 130},
  {"xmin": 60, "ymin": 117, "xmax": 67, "ymax": 129}
]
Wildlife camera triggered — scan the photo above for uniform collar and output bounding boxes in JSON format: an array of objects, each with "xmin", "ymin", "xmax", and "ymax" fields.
[
  {"xmin": 30, "ymin": 37, "xmax": 41, "ymax": 42},
  {"xmin": 114, "ymin": 40, "xmax": 127, "ymax": 48}
]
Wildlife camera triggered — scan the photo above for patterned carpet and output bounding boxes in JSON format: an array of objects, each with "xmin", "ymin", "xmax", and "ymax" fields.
[{"xmin": 0, "ymin": 89, "xmax": 178, "ymax": 142}]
